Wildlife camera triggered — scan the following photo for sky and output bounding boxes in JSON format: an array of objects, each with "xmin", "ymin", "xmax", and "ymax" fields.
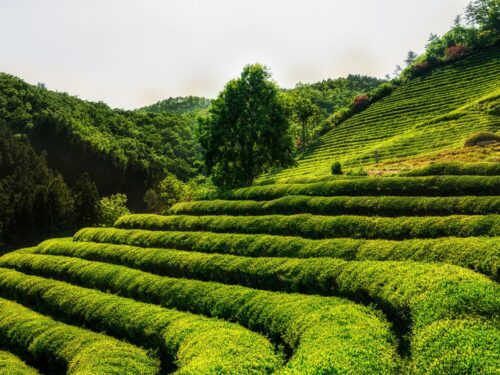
[{"xmin": 0, "ymin": 0, "xmax": 470, "ymax": 109}]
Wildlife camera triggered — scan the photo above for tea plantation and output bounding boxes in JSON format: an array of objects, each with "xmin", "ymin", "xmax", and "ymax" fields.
[
  {"xmin": 0, "ymin": 49, "xmax": 499, "ymax": 374},
  {"xmin": 0, "ymin": 166, "xmax": 498, "ymax": 373},
  {"xmin": 260, "ymin": 47, "xmax": 500, "ymax": 181}
]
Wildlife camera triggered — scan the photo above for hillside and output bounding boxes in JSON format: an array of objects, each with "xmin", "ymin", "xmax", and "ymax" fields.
[
  {"xmin": 0, "ymin": 74, "xmax": 202, "ymax": 209},
  {"xmin": 260, "ymin": 47, "xmax": 500, "ymax": 181},
  {"xmin": 0, "ymin": 166, "xmax": 498, "ymax": 373},
  {"xmin": 137, "ymin": 96, "xmax": 211, "ymax": 115}
]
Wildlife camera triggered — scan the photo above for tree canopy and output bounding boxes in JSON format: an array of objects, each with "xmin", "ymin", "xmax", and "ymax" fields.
[{"xmin": 198, "ymin": 64, "xmax": 294, "ymax": 189}]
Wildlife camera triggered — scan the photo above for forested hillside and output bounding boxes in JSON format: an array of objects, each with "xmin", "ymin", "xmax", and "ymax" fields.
[
  {"xmin": 137, "ymin": 96, "xmax": 211, "ymax": 115},
  {"xmin": 0, "ymin": 74, "xmax": 202, "ymax": 209}
]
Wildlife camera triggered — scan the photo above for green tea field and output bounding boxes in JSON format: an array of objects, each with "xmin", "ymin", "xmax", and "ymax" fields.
[
  {"xmin": 0, "ymin": 167, "xmax": 499, "ymax": 374},
  {"xmin": 260, "ymin": 47, "xmax": 500, "ymax": 182}
]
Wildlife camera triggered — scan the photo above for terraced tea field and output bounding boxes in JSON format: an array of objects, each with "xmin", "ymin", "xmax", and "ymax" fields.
[
  {"xmin": 0, "ymin": 169, "xmax": 498, "ymax": 374},
  {"xmin": 260, "ymin": 47, "xmax": 500, "ymax": 182}
]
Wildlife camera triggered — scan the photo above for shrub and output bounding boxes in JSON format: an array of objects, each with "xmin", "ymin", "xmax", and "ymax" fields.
[
  {"xmin": 170, "ymin": 195, "xmax": 500, "ymax": 217},
  {"xmin": 144, "ymin": 175, "xmax": 189, "ymax": 214},
  {"xmin": 444, "ymin": 45, "xmax": 470, "ymax": 61},
  {"xmin": 464, "ymin": 131, "xmax": 500, "ymax": 147},
  {"xmin": 55, "ymin": 232, "xmax": 500, "ymax": 280},
  {"xmin": 0, "ymin": 267, "xmax": 282, "ymax": 374},
  {"xmin": 221, "ymin": 176, "xmax": 500, "ymax": 200},
  {"xmin": 352, "ymin": 94, "xmax": 370, "ymax": 109},
  {"xmin": 99, "ymin": 193, "xmax": 130, "ymax": 227},
  {"xmin": 0, "ymin": 251, "xmax": 400, "ymax": 375},
  {"xmin": 400, "ymin": 162, "xmax": 500, "ymax": 176},
  {"xmin": 4, "ymin": 249, "xmax": 498, "ymax": 374},
  {"xmin": 114, "ymin": 213, "xmax": 500, "ymax": 240},
  {"xmin": 0, "ymin": 351, "xmax": 39, "ymax": 375},
  {"xmin": 0, "ymin": 296, "xmax": 159, "ymax": 374},
  {"xmin": 330, "ymin": 161, "xmax": 342, "ymax": 175}
]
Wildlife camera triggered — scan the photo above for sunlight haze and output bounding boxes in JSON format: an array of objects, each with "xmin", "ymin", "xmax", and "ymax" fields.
[{"xmin": 0, "ymin": 0, "xmax": 470, "ymax": 108}]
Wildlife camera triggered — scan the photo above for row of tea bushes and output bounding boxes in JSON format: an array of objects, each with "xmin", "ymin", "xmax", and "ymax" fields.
[
  {"xmin": 0, "ymin": 267, "xmax": 282, "ymax": 375},
  {"xmin": 400, "ymin": 162, "xmax": 500, "ymax": 176},
  {"xmin": 73, "ymin": 228, "xmax": 500, "ymax": 279},
  {"xmin": 115, "ymin": 214, "xmax": 500, "ymax": 240},
  {"xmin": 0, "ymin": 296, "xmax": 160, "ymax": 374},
  {"xmin": 0, "ymin": 350, "xmax": 39, "ymax": 375},
  {"xmin": 220, "ymin": 176, "xmax": 500, "ymax": 200},
  {"xmin": 3, "ymin": 250, "xmax": 498, "ymax": 374},
  {"xmin": 0, "ymin": 251, "xmax": 400, "ymax": 375},
  {"xmin": 171, "ymin": 195, "xmax": 500, "ymax": 217},
  {"xmin": 28, "ymin": 240, "xmax": 500, "ymax": 329}
]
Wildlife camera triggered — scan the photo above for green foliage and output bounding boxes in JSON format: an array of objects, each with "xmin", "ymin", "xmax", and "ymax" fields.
[
  {"xmin": 171, "ymin": 195, "xmax": 500, "ymax": 217},
  {"xmin": 0, "ymin": 267, "xmax": 282, "ymax": 374},
  {"xmin": 0, "ymin": 250, "xmax": 400, "ymax": 374},
  {"xmin": 400, "ymin": 161, "xmax": 500, "ymax": 176},
  {"xmin": 0, "ymin": 296, "xmax": 160, "ymax": 374},
  {"xmin": 0, "ymin": 73, "xmax": 202, "ymax": 209},
  {"xmin": 263, "ymin": 48, "xmax": 500, "ymax": 181},
  {"xmin": 137, "ymin": 96, "xmax": 211, "ymax": 115},
  {"xmin": 115, "ymin": 213, "xmax": 500, "ymax": 240},
  {"xmin": 286, "ymin": 90, "xmax": 323, "ymax": 148},
  {"xmin": 464, "ymin": 131, "xmax": 500, "ymax": 146},
  {"xmin": 330, "ymin": 161, "xmax": 342, "ymax": 174},
  {"xmin": 26, "ymin": 239, "xmax": 500, "ymax": 329},
  {"xmin": 74, "ymin": 228, "xmax": 500, "ymax": 279},
  {"xmin": 0, "ymin": 351, "xmax": 39, "ymax": 375},
  {"xmin": 465, "ymin": 0, "xmax": 500, "ymax": 32},
  {"xmin": 222, "ymin": 176, "xmax": 500, "ymax": 200},
  {"xmin": 144, "ymin": 175, "xmax": 190, "ymax": 214},
  {"xmin": 197, "ymin": 64, "xmax": 294, "ymax": 189},
  {"xmin": 0, "ymin": 125, "xmax": 75, "ymax": 248},
  {"xmin": 99, "ymin": 193, "xmax": 130, "ymax": 227},
  {"xmin": 72, "ymin": 172, "xmax": 100, "ymax": 227},
  {"xmin": 410, "ymin": 318, "xmax": 500, "ymax": 374}
]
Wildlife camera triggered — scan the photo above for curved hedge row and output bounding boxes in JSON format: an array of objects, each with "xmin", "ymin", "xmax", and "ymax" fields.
[
  {"xmin": 220, "ymin": 176, "xmax": 500, "ymax": 200},
  {"xmin": 400, "ymin": 162, "xmax": 500, "ymax": 176},
  {"xmin": 115, "ymin": 214, "xmax": 500, "ymax": 240},
  {"xmin": 3, "ymin": 251, "xmax": 498, "ymax": 374},
  {"xmin": 0, "ymin": 267, "xmax": 282, "ymax": 375},
  {"xmin": 0, "ymin": 296, "xmax": 160, "ymax": 375},
  {"xmin": 0, "ymin": 251, "xmax": 400, "ymax": 375},
  {"xmin": 171, "ymin": 195, "xmax": 500, "ymax": 217},
  {"xmin": 409, "ymin": 318, "xmax": 500, "ymax": 374},
  {"xmin": 73, "ymin": 228, "xmax": 500, "ymax": 279},
  {"xmin": 28, "ymin": 240, "xmax": 500, "ymax": 329},
  {"xmin": 0, "ymin": 351, "xmax": 39, "ymax": 375}
]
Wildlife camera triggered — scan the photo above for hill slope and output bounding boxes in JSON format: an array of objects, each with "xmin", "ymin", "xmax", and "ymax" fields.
[
  {"xmin": 0, "ymin": 74, "xmax": 202, "ymax": 209},
  {"xmin": 0, "ymin": 169, "xmax": 498, "ymax": 373},
  {"xmin": 261, "ymin": 48, "xmax": 500, "ymax": 181}
]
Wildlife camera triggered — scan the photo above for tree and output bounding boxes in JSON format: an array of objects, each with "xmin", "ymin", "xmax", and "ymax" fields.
[
  {"xmin": 100, "ymin": 193, "xmax": 130, "ymax": 227},
  {"xmin": 144, "ymin": 174, "xmax": 189, "ymax": 214},
  {"xmin": 465, "ymin": 0, "xmax": 500, "ymax": 32},
  {"xmin": 404, "ymin": 51, "xmax": 418, "ymax": 66},
  {"xmin": 73, "ymin": 172, "xmax": 100, "ymax": 227},
  {"xmin": 197, "ymin": 64, "xmax": 293, "ymax": 189},
  {"xmin": 289, "ymin": 91, "xmax": 322, "ymax": 149},
  {"xmin": 393, "ymin": 65, "xmax": 402, "ymax": 77}
]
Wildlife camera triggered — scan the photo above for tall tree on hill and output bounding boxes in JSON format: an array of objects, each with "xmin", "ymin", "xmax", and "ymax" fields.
[
  {"xmin": 197, "ymin": 64, "xmax": 293, "ymax": 189},
  {"xmin": 289, "ymin": 91, "xmax": 322, "ymax": 149},
  {"xmin": 73, "ymin": 172, "xmax": 101, "ymax": 227},
  {"xmin": 404, "ymin": 51, "xmax": 418, "ymax": 66}
]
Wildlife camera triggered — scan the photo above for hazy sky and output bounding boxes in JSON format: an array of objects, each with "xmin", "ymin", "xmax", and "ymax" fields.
[{"xmin": 0, "ymin": 0, "xmax": 470, "ymax": 109}]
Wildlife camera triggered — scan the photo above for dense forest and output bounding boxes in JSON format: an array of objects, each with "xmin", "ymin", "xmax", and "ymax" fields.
[{"xmin": 0, "ymin": 74, "xmax": 202, "ymax": 209}]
